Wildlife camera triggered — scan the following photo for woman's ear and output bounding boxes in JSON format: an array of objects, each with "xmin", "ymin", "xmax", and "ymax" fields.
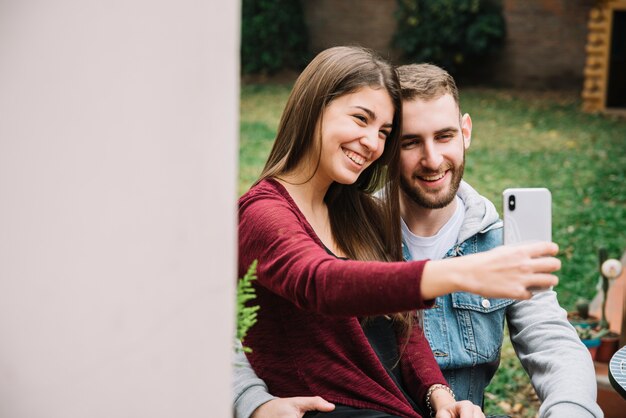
[{"xmin": 461, "ymin": 113, "xmax": 472, "ymax": 149}]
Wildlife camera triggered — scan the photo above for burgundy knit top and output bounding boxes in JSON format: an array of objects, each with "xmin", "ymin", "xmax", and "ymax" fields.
[{"xmin": 238, "ymin": 178, "xmax": 447, "ymax": 418}]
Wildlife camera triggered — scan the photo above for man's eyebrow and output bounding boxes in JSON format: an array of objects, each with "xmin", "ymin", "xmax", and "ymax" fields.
[
  {"xmin": 401, "ymin": 127, "xmax": 459, "ymax": 141},
  {"xmin": 352, "ymin": 106, "xmax": 393, "ymax": 128},
  {"xmin": 434, "ymin": 127, "xmax": 459, "ymax": 135},
  {"xmin": 401, "ymin": 133, "xmax": 421, "ymax": 141}
]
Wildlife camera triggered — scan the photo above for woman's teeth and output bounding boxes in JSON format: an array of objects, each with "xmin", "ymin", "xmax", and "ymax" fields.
[{"xmin": 343, "ymin": 149, "xmax": 365, "ymax": 166}]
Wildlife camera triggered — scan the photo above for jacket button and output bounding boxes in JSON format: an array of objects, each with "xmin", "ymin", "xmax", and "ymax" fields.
[{"xmin": 481, "ymin": 298, "xmax": 491, "ymax": 309}]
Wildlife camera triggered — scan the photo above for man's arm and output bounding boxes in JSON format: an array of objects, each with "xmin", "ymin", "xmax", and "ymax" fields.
[
  {"xmin": 233, "ymin": 342, "xmax": 275, "ymax": 418},
  {"xmin": 507, "ymin": 290, "xmax": 603, "ymax": 418},
  {"xmin": 233, "ymin": 342, "xmax": 335, "ymax": 418}
]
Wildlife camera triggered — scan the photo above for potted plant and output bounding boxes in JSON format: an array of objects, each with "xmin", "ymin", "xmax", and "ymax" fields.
[
  {"xmin": 568, "ymin": 249, "xmax": 623, "ymax": 362},
  {"xmin": 570, "ymin": 250, "xmax": 624, "ymax": 362},
  {"xmin": 594, "ymin": 254, "xmax": 623, "ymax": 362},
  {"xmin": 574, "ymin": 325, "xmax": 610, "ymax": 359},
  {"xmin": 568, "ymin": 298, "xmax": 604, "ymax": 358},
  {"xmin": 595, "ymin": 330, "xmax": 620, "ymax": 363},
  {"xmin": 567, "ymin": 297, "xmax": 599, "ymax": 329}
]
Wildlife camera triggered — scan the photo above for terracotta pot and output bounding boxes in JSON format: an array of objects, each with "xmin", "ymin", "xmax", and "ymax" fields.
[
  {"xmin": 595, "ymin": 333, "xmax": 620, "ymax": 363},
  {"xmin": 582, "ymin": 337, "xmax": 601, "ymax": 360}
]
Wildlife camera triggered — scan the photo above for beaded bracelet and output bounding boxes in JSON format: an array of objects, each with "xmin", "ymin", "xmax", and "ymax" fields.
[{"xmin": 425, "ymin": 384, "xmax": 455, "ymax": 417}]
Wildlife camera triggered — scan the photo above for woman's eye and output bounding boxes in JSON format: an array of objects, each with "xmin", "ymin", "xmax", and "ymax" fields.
[
  {"xmin": 379, "ymin": 130, "xmax": 390, "ymax": 140},
  {"xmin": 353, "ymin": 115, "xmax": 367, "ymax": 123}
]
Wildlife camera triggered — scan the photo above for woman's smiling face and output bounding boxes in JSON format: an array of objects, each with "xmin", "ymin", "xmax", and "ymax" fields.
[{"xmin": 312, "ymin": 86, "xmax": 394, "ymax": 187}]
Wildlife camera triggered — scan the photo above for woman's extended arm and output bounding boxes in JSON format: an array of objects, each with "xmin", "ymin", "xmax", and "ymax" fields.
[
  {"xmin": 239, "ymin": 193, "xmax": 433, "ymax": 316},
  {"xmin": 421, "ymin": 242, "xmax": 560, "ymax": 300},
  {"xmin": 240, "ymin": 186, "xmax": 560, "ymax": 316}
]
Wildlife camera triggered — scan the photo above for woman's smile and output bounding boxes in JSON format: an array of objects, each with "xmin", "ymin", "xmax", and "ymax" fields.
[{"xmin": 342, "ymin": 147, "xmax": 367, "ymax": 167}]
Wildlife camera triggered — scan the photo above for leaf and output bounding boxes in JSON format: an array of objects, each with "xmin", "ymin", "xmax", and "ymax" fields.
[{"xmin": 235, "ymin": 260, "xmax": 260, "ymax": 352}]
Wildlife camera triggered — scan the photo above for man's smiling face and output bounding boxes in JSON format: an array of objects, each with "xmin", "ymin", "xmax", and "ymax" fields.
[{"xmin": 399, "ymin": 93, "xmax": 472, "ymax": 209}]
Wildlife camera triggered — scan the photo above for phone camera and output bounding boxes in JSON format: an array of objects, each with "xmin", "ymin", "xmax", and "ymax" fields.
[{"xmin": 508, "ymin": 195, "xmax": 516, "ymax": 211}]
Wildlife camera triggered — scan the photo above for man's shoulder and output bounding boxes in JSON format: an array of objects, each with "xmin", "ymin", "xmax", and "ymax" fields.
[
  {"xmin": 456, "ymin": 181, "xmax": 502, "ymax": 244},
  {"xmin": 458, "ymin": 223, "xmax": 502, "ymax": 252}
]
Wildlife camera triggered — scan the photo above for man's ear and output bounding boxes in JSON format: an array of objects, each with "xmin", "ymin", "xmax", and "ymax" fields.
[{"xmin": 461, "ymin": 113, "xmax": 472, "ymax": 149}]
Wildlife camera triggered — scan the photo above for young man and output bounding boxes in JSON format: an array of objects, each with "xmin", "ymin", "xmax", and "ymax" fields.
[{"xmin": 233, "ymin": 64, "xmax": 602, "ymax": 418}]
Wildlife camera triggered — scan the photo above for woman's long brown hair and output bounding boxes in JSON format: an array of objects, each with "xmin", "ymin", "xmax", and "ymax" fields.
[{"xmin": 258, "ymin": 46, "xmax": 415, "ymax": 334}]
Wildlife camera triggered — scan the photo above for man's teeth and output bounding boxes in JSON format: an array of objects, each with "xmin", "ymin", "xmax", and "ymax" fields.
[
  {"xmin": 343, "ymin": 149, "xmax": 365, "ymax": 165},
  {"xmin": 419, "ymin": 172, "xmax": 446, "ymax": 181}
]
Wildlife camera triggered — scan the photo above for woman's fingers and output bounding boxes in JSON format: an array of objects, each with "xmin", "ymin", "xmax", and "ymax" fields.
[
  {"xmin": 528, "ymin": 255, "xmax": 561, "ymax": 273},
  {"xmin": 526, "ymin": 273, "xmax": 559, "ymax": 288},
  {"xmin": 521, "ymin": 241, "xmax": 559, "ymax": 258}
]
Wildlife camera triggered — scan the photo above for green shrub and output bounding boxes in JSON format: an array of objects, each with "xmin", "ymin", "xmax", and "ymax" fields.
[
  {"xmin": 241, "ymin": 0, "xmax": 309, "ymax": 74},
  {"xmin": 236, "ymin": 260, "xmax": 259, "ymax": 353},
  {"xmin": 393, "ymin": 0, "xmax": 506, "ymax": 72}
]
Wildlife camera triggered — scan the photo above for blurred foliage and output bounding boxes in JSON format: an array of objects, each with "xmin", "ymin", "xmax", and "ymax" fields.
[
  {"xmin": 239, "ymin": 84, "xmax": 292, "ymax": 193},
  {"xmin": 241, "ymin": 0, "xmax": 309, "ymax": 74},
  {"xmin": 393, "ymin": 0, "xmax": 506, "ymax": 73},
  {"xmin": 236, "ymin": 260, "xmax": 259, "ymax": 353}
]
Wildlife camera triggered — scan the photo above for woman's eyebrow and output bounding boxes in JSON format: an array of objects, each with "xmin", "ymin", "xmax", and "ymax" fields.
[
  {"xmin": 352, "ymin": 106, "xmax": 376, "ymax": 119},
  {"xmin": 352, "ymin": 106, "xmax": 393, "ymax": 127}
]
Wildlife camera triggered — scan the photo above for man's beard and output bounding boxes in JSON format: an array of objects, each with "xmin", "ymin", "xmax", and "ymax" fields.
[{"xmin": 400, "ymin": 159, "xmax": 465, "ymax": 209}]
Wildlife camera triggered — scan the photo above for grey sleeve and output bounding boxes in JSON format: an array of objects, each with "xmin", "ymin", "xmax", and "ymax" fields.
[
  {"xmin": 507, "ymin": 290, "xmax": 603, "ymax": 418},
  {"xmin": 233, "ymin": 341, "xmax": 276, "ymax": 418}
]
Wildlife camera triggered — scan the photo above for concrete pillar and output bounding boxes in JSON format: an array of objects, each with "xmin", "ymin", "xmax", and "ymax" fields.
[{"xmin": 0, "ymin": 1, "xmax": 239, "ymax": 417}]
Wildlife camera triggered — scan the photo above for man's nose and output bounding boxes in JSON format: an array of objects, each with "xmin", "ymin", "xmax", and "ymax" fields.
[{"xmin": 421, "ymin": 142, "xmax": 443, "ymax": 169}]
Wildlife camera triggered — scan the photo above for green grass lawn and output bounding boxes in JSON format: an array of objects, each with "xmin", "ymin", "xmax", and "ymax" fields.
[{"xmin": 239, "ymin": 83, "xmax": 626, "ymax": 416}]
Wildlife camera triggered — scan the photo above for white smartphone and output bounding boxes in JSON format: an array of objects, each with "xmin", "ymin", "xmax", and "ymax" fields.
[
  {"xmin": 503, "ymin": 188, "xmax": 552, "ymax": 245},
  {"xmin": 503, "ymin": 188, "xmax": 552, "ymax": 292}
]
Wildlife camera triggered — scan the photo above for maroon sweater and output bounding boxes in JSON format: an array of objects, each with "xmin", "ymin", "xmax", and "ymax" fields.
[{"xmin": 238, "ymin": 179, "xmax": 447, "ymax": 418}]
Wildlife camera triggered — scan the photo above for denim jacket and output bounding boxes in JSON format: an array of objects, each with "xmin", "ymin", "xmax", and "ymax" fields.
[
  {"xmin": 402, "ymin": 181, "xmax": 601, "ymax": 417},
  {"xmin": 402, "ymin": 222, "xmax": 512, "ymax": 406}
]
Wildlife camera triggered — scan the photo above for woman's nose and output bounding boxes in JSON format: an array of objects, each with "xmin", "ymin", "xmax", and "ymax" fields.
[{"xmin": 360, "ymin": 132, "xmax": 379, "ymax": 153}]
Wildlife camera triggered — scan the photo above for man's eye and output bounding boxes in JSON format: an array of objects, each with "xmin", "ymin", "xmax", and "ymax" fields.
[
  {"xmin": 438, "ymin": 134, "xmax": 454, "ymax": 141},
  {"xmin": 401, "ymin": 140, "xmax": 417, "ymax": 149}
]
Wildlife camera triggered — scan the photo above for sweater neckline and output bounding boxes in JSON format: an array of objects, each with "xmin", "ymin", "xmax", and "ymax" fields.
[{"xmin": 262, "ymin": 177, "xmax": 330, "ymax": 252}]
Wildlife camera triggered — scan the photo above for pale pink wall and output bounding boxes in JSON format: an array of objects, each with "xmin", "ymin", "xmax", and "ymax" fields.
[{"xmin": 0, "ymin": 1, "xmax": 238, "ymax": 417}]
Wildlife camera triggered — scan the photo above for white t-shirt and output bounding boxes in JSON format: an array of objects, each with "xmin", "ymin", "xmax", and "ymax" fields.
[{"xmin": 401, "ymin": 196, "xmax": 465, "ymax": 261}]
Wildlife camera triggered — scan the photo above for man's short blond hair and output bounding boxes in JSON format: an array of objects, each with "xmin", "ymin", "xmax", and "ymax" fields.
[{"xmin": 397, "ymin": 64, "xmax": 460, "ymax": 108}]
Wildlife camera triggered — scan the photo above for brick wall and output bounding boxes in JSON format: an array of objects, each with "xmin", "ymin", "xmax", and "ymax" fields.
[
  {"xmin": 302, "ymin": 0, "xmax": 400, "ymax": 60},
  {"xmin": 301, "ymin": 0, "xmax": 596, "ymax": 89},
  {"xmin": 490, "ymin": 0, "xmax": 596, "ymax": 88}
]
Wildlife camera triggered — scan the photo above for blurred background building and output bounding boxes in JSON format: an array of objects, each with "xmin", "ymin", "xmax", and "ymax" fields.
[{"xmin": 243, "ymin": 0, "xmax": 625, "ymax": 113}]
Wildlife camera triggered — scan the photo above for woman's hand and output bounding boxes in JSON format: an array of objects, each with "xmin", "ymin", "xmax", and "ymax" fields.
[
  {"xmin": 421, "ymin": 241, "xmax": 560, "ymax": 300},
  {"xmin": 427, "ymin": 385, "xmax": 484, "ymax": 418},
  {"xmin": 251, "ymin": 396, "xmax": 335, "ymax": 418},
  {"xmin": 435, "ymin": 400, "xmax": 484, "ymax": 418}
]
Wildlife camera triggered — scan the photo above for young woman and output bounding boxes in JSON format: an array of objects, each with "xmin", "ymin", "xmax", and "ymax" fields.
[{"xmin": 238, "ymin": 46, "xmax": 559, "ymax": 418}]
